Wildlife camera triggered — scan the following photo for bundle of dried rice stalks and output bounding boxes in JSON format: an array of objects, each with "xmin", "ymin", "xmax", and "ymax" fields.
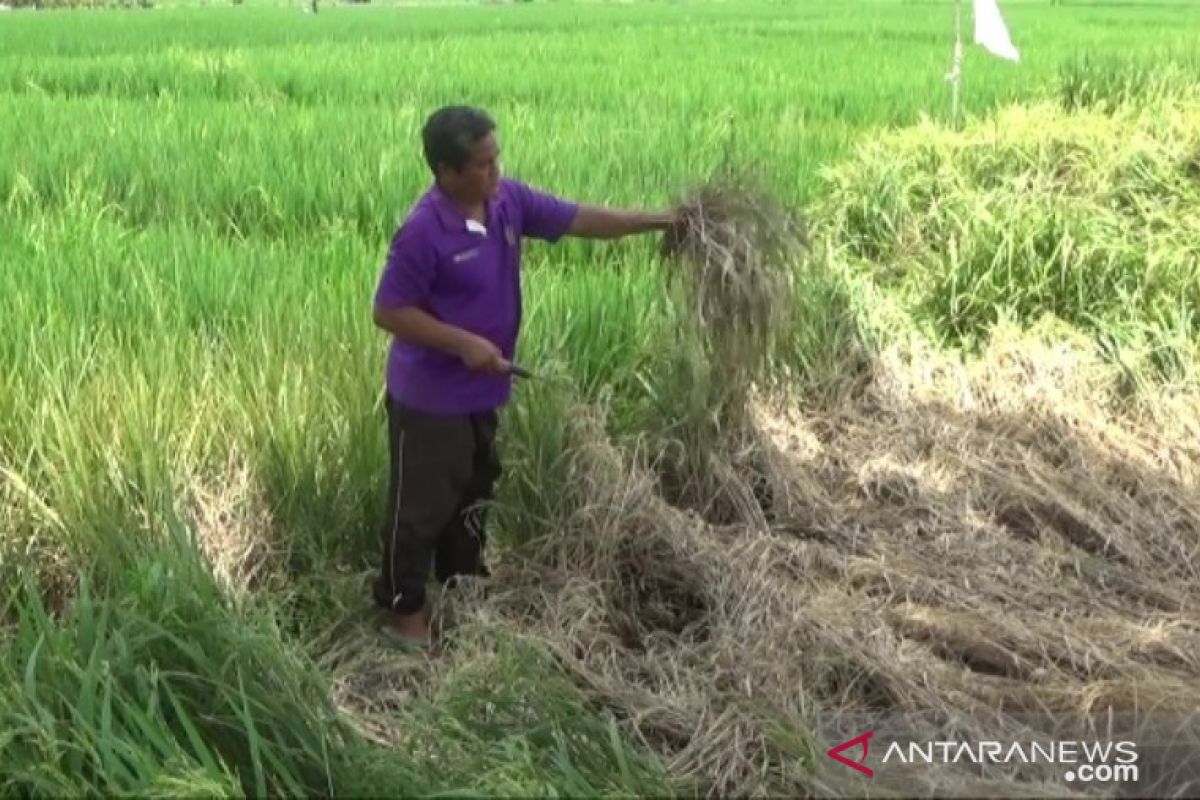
[{"xmin": 662, "ymin": 170, "xmax": 808, "ymax": 386}]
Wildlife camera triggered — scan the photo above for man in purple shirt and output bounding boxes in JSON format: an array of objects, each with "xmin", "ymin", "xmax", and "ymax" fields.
[{"xmin": 372, "ymin": 105, "xmax": 677, "ymax": 647}]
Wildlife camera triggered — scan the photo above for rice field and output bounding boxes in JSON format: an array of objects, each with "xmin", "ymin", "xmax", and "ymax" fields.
[{"xmin": 2, "ymin": 0, "xmax": 1200, "ymax": 796}]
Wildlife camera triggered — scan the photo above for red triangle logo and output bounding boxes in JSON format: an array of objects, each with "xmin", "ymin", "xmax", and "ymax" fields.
[{"xmin": 827, "ymin": 730, "xmax": 874, "ymax": 777}]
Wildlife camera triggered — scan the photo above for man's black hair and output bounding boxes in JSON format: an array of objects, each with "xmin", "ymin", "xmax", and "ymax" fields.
[{"xmin": 421, "ymin": 105, "xmax": 495, "ymax": 175}]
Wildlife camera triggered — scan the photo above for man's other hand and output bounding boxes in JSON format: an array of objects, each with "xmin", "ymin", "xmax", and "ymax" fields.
[{"xmin": 456, "ymin": 333, "xmax": 510, "ymax": 374}]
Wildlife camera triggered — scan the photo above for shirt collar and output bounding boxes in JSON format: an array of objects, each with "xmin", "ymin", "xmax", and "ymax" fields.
[{"xmin": 430, "ymin": 183, "xmax": 494, "ymax": 236}]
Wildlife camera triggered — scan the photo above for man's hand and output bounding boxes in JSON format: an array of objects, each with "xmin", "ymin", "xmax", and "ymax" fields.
[
  {"xmin": 455, "ymin": 333, "xmax": 510, "ymax": 374},
  {"xmin": 567, "ymin": 205, "xmax": 678, "ymax": 240}
]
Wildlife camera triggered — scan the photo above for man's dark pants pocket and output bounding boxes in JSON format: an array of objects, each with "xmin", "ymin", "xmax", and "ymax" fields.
[{"xmin": 373, "ymin": 395, "xmax": 499, "ymax": 614}]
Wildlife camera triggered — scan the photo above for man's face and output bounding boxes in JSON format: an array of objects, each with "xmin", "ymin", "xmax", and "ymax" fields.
[{"xmin": 443, "ymin": 132, "xmax": 501, "ymax": 203}]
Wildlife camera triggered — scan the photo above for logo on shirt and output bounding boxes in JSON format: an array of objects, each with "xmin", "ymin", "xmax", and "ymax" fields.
[{"xmin": 452, "ymin": 247, "xmax": 480, "ymax": 264}]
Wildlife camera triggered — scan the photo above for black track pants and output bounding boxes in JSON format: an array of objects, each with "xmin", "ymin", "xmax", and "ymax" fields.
[{"xmin": 373, "ymin": 394, "xmax": 499, "ymax": 614}]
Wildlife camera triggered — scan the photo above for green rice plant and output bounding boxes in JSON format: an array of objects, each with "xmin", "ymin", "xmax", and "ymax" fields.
[
  {"xmin": 1058, "ymin": 52, "xmax": 1200, "ymax": 112},
  {"xmin": 815, "ymin": 96, "xmax": 1200, "ymax": 377},
  {"xmin": 0, "ymin": 543, "xmax": 372, "ymax": 796}
]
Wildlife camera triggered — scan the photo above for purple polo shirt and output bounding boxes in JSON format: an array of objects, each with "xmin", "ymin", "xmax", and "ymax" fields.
[{"xmin": 373, "ymin": 178, "xmax": 579, "ymax": 414}]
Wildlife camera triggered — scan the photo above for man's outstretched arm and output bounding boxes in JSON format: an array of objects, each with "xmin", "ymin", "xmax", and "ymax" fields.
[{"xmin": 566, "ymin": 205, "xmax": 675, "ymax": 240}]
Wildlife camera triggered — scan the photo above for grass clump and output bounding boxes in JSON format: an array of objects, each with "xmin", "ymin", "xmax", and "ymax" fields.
[
  {"xmin": 1058, "ymin": 53, "xmax": 1200, "ymax": 112},
  {"xmin": 0, "ymin": 530, "xmax": 422, "ymax": 797},
  {"xmin": 814, "ymin": 94, "xmax": 1200, "ymax": 384},
  {"xmin": 412, "ymin": 630, "xmax": 678, "ymax": 797}
]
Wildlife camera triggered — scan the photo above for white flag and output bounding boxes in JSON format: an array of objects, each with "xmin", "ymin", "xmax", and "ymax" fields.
[{"xmin": 973, "ymin": 0, "xmax": 1020, "ymax": 62}]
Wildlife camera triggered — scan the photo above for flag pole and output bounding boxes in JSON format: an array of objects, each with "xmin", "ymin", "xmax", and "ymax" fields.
[
  {"xmin": 949, "ymin": 0, "xmax": 1020, "ymax": 128},
  {"xmin": 948, "ymin": 0, "xmax": 964, "ymax": 130}
]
